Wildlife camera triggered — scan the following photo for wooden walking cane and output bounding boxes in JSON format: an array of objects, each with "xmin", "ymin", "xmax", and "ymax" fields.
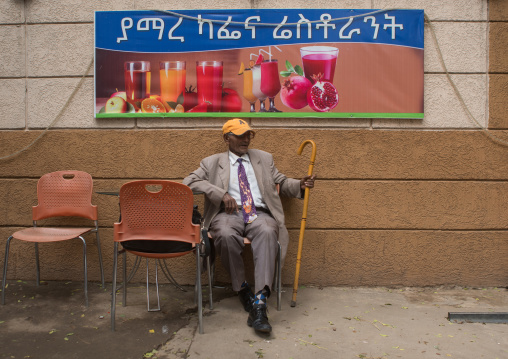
[{"xmin": 291, "ymin": 139, "xmax": 316, "ymax": 307}]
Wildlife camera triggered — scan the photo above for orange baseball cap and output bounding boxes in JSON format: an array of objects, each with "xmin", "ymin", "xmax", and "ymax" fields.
[{"xmin": 222, "ymin": 118, "xmax": 254, "ymax": 135}]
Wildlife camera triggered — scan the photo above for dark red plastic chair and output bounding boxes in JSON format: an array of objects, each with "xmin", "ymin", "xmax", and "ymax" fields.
[{"xmin": 111, "ymin": 180, "xmax": 211, "ymax": 333}]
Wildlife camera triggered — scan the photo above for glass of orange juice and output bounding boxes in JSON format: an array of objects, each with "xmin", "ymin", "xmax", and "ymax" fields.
[
  {"xmin": 242, "ymin": 68, "xmax": 257, "ymax": 112},
  {"xmin": 159, "ymin": 61, "xmax": 186, "ymax": 103}
]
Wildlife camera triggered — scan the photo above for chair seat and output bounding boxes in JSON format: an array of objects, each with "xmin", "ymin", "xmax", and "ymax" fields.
[
  {"xmin": 124, "ymin": 249, "xmax": 195, "ymax": 259},
  {"xmin": 12, "ymin": 227, "xmax": 94, "ymax": 243}
]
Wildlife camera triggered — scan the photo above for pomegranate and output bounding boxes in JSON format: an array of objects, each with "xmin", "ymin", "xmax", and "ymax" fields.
[
  {"xmin": 280, "ymin": 75, "xmax": 312, "ymax": 110},
  {"xmin": 307, "ymin": 74, "xmax": 339, "ymax": 112}
]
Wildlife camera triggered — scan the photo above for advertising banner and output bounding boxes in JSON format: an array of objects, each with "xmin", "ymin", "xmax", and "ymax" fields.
[{"xmin": 95, "ymin": 9, "xmax": 424, "ymax": 118}]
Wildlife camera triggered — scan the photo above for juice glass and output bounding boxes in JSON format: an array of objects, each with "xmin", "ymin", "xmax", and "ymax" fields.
[
  {"xmin": 260, "ymin": 59, "xmax": 281, "ymax": 112},
  {"xmin": 300, "ymin": 46, "xmax": 339, "ymax": 84},
  {"xmin": 251, "ymin": 64, "xmax": 267, "ymax": 112},
  {"xmin": 242, "ymin": 68, "xmax": 257, "ymax": 112},
  {"xmin": 124, "ymin": 61, "xmax": 151, "ymax": 101},
  {"xmin": 196, "ymin": 61, "xmax": 223, "ymax": 112},
  {"xmin": 159, "ymin": 61, "xmax": 186, "ymax": 103}
]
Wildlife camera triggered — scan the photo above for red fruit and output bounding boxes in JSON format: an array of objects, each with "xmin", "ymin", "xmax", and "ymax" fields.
[
  {"xmin": 280, "ymin": 75, "xmax": 312, "ymax": 109},
  {"xmin": 188, "ymin": 102, "xmax": 210, "ymax": 113},
  {"xmin": 221, "ymin": 88, "xmax": 242, "ymax": 112},
  {"xmin": 307, "ymin": 74, "xmax": 339, "ymax": 112},
  {"xmin": 183, "ymin": 85, "xmax": 198, "ymax": 111},
  {"xmin": 255, "ymin": 54, "xmax": 264, "ymax": 65}
]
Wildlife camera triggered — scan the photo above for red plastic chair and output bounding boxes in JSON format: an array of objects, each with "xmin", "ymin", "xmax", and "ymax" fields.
[
  {"xmin": 111, "ymin": 180, "xmax": 211, "ymax": 333},
  {"xmin": 1, "ymin": 170, "xmax": 105, "ymax": 307}
]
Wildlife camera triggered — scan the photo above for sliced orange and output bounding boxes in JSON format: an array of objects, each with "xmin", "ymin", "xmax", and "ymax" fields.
[
  {"xmin": 141, "ymin": 98, "xmax": 166, "ymax": 113},
  {"xmin": 149, "ymin": 95, "xmax": 163, "ymax": 102},
  {"xmin": 174, "ymin": 104, "xmax": 184, "ymax": 113}
]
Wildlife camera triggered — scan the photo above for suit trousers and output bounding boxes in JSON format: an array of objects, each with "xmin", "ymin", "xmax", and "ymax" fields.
[{"xmin": 209, "ymin": 210, "xmax": 279, "ymax": 293}]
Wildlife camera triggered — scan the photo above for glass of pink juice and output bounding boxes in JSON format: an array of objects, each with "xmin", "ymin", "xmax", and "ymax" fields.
[
  {"xmin": 124, "ymin": 61, "xmax": 151, "ymax": 101},
  {"xmin": 159, "ymin": 61, "xmax": 186, "ymax": 103},
  {"xmin": 300, "ymin": 46, "xmax": 339, "ymax": 83},
  {"xmin": 196, "ymin": 61, "xmax": 223, "ymax": 112},
  {"xmin": 260, "ymin": 59, "xmax": 281, "ymax": 112},
  {"xmin": 251, "ymin": 64, "xmax": 267, "ymax": 112}
]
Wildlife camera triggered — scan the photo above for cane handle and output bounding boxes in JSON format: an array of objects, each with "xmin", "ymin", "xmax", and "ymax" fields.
[{"xmin": 298, "ymin": 140, "xmax": 317, "ymax": 176}]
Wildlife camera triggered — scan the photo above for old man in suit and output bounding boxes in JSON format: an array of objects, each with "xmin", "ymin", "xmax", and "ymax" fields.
[{"xmin": 183, "ymin": 118, "xmax": 315, "ymax": 333}]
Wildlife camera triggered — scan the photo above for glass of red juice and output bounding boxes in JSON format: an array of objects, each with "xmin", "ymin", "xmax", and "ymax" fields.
[
  {"xmin": 300, "ymin": 46, "xmax": 339, "ymax": 84},
  {"xmin": 124, "ymin": 61, "xmax": 151, "ymax": 101},
  {"xmin": 260, "ymin": 59, "xmax": 282, "ymax": 112},
  {"xmin": 196, "ymin": 61, "xmax": 223, "ymax": 112}
]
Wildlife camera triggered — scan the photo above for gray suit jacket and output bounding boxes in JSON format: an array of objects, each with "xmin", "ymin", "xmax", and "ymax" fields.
[{"xmin": 183, "ymin": 149, "xmax": 302, "ymax": 263}]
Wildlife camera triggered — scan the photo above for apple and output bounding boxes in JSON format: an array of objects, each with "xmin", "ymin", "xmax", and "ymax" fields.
[
  {"xmin": 105, "ymin": 96, "xmax": 128, "ymax": 113},
  {"xmin": 221, "ymin": 88, "xmax": 242, "ymax": 112},
  {"xmin": 110, "ymin": 91, "xmax": 127, "ymax": 101}
]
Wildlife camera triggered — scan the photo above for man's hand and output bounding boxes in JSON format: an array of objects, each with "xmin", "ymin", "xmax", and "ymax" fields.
[
  {"xmin": 300, "ymin": 175, "xmax": 316, "ymax": 190},
  {"xmin": 222, "ymin": 192, "xmax": 239, "ymax": 214}
]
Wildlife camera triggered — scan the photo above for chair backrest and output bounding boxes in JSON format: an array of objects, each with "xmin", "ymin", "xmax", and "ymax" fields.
[
  {"xmin": 32, "ymin": 170, "xmax": 97, "ymax": 221},
  {"xmin": 114, "ymin": 180, "xmax": 200, "ymax": 244}
]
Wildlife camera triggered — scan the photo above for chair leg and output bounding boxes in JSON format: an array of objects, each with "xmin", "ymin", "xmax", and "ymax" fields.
[
  {"xmin": 209, "ymin": 260, "xmax": 225, "ymax": 289},
  {"xmin": 206, "ymin": 256, "xmax": 213, "ymax": 310},
  {"xmin": 122, "ymin": 251, "xmax": 127, "ymax": 307},
  {"xmin": 34, "ymin": 243, "xmax": 40, "ymax": 286},
  {"xmin": 276, "ymin": 242, "xmax": 282, "ymax": 311},
  {"xmin": 2, "ymin": 236, "xmax": 13, "ymax": 305},
  {"xmin": 94, "ymin": 227, "xmax": 105, "ymax": 288},
  {"xmin": 160, "ymin": 259, "xmax": 186, "ymax": 292},
  {"xmin": 196, "ymin": 246, "xmax": 203, "ymax": 334},
  {"xmin": 147, "ymin": 259, "xmax": 161, "ymax": 312},
  {"xmin": 79, "ymin": 236, "xmax": 88, "ymax": 307},
  {"xmin": 111, "ymin": 242, "xmax": 119, "ymax": 331}
]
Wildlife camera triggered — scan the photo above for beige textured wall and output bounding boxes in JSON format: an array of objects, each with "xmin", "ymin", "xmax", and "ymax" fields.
[{"xmin": 1, "ymin": 0, "xmax": 506, "ymax": 288}]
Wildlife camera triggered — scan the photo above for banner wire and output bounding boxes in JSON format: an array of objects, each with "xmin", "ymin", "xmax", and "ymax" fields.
[
  {"xmin": 0, "ymin": 58, "xmax": 94, "ymax": 161},
  {"xmin": 155, "ymin": 9, "xmax": 393, "ymax": 26},
  {"xmin": 424, "ymin": 13, "xmax": 508, "ymax": 147}
]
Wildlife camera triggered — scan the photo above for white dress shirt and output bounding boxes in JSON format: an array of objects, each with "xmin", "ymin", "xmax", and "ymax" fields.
[{"xmin": 228, "ymin": 151, "xmax": 267, "ymax": 209}]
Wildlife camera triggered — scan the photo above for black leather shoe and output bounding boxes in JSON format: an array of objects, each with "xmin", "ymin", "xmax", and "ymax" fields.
[
  {"xmin": 247, "ymin": 304, "xmax": 272, "ymax": 333},
  {"xmin": 238, "ymin": 285, "xmax": 255, "ymax": 312}
]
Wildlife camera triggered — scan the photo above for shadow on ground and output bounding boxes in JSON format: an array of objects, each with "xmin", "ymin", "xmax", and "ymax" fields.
[{"xmin": 0, "ymin": 280, "xmax": 232, "ymax": 359}]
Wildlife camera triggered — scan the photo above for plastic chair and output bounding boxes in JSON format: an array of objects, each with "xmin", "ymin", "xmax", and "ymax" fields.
[
  {"xmin": 111, "ymin": 180, "xmax": 212, "ymax": 333},
  {"xmin": 2, "ymin": 170, "xmax": 105, "ymax": 307}
]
